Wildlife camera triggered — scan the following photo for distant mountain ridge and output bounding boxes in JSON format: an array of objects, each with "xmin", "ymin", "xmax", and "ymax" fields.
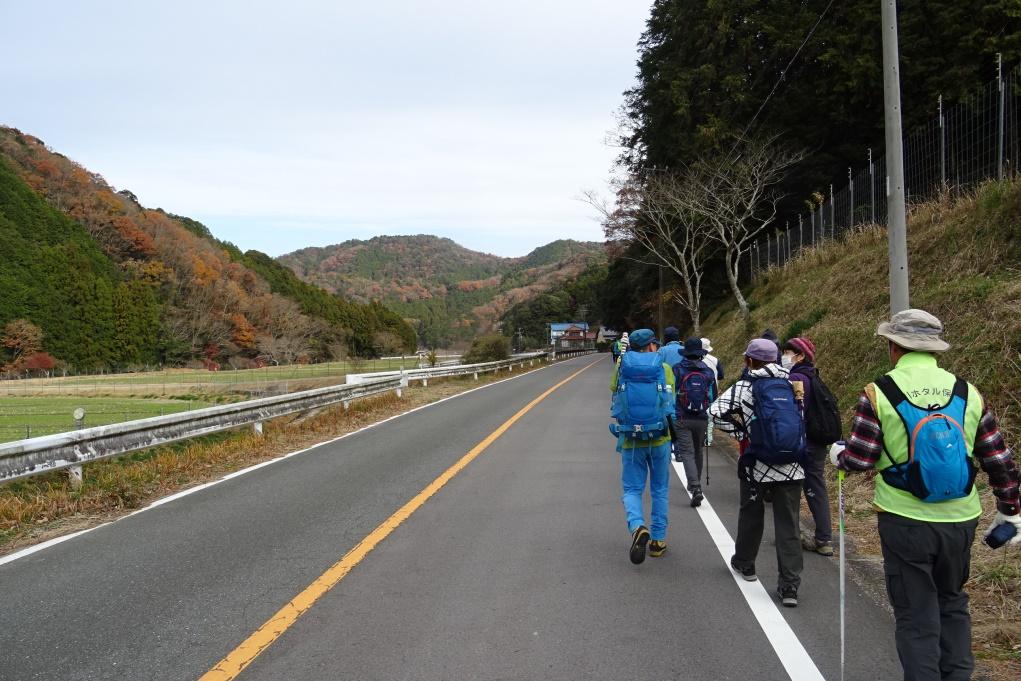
[{"xmin": 279, "ymin": 235, "xmax": 606, "ymax": 347}]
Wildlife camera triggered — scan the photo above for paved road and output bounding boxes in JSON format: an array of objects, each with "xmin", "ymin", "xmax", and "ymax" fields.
[{"xmin": 0, "ymin": 355, "xmax": 902, "ymax": 680}]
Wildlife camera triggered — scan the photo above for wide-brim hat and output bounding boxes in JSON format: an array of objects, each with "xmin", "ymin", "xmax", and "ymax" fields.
[
  {"xmin": 700, "ymin": 338, "xmax": 713, "ymax": 353},
  {"xmin": 876, "ymin": 309, "xmax": 950, "ymax": 353},
  {"xmin": 682, "ymin": 337, "xmax": 705, "ymax": 358}
]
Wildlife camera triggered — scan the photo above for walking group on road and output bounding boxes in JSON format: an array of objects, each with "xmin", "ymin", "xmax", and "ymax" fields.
[{"xmin": 608, "ymin": 308, "xmax": 1020, "ymax": 680}]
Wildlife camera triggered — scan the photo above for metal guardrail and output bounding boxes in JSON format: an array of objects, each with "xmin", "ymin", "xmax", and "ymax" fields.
[
  {"xmin": 550, "ymin": 348, "xmax": 597, "ymax": 360},
  {"xmin": 0, "ymin": 349, "xmax": 589, "ymax": 485},
  {"xmin": 0, "ymin": 376, "xmax": 403, "ymax": 484},
  {"xmin": 345, "ymin": 352, "xmax": 548, "ymax": 386}
]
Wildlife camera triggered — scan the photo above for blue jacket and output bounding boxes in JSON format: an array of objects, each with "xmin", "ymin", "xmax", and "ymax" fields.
[{"xmin": 657, "ymin": 341, "xmax": 684, "ymax": 370}]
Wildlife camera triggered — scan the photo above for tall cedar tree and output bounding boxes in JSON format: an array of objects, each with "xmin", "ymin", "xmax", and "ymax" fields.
[{"xmin": 624, "ymin": 0, "xmax": 1021, "ymax": 207}]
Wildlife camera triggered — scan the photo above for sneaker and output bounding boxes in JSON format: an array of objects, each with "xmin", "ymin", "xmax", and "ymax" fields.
[
  {"xmin": 649, "ymin": 540, "xmax": 667, "ymax": 557},
  {"xmin": 801, "ymin": 532, "xmax": 835, "ymax": 556},
  {"xmin": 730, "ymin": 556, "xmax": 757, "ymax": 581},
  {"xmin": 689, "ymin": 486, "xmax": 704, "ymax": 508},
  {"xmin": 778, "ymin": 585, "xmax": 798, "ymax": 607},
  {"xmin": 630, "ymin": 526, "xmax": 650, "ymax": 564}
]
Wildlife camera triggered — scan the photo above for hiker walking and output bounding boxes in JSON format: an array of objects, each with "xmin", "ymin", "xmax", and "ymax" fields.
[
  {"xmin": 710, "ymin": 338, "xmax": 806, "ymax": 607},
  {"xmin": 700, "ymin": 338, "xmax": 724, "ymax": 382},
  {"xmin": 761, "ymin": 329, "xmax": 783, "ymax": 364},
  {"xmin": 672, "ymin": 337, "xmax": 716, "ymax": 507},
  {"xmin": 610, "ymin": 328, "xmax": 676, "ymax": 564},
  {"xmin": 783, "ymin": 337, "xmax": 842, "ymax": 556},
  {"xmin": 657, "ymin": 326, "xmax": 684, "ymax": 368},
  {"xmin": 611, "ymin": 331, "xmax": 630, "ymax": 363},
  {"xmin": 700, "ymin": 338, "xmax": 724, "ymax": 449},
  {"xmin": 833, "ymin": 309, "xmax": 1020, "ymax": 681}
]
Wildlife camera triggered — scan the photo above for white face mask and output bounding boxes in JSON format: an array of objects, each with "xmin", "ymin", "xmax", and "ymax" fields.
[{"xmin": 781, "ymin": 353, "xmax": 795, "ymax": 369}]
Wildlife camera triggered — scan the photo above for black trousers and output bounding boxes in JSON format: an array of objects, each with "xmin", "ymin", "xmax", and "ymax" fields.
[
  {"xmin": 878, "ymin": 513, "xmax": 978, "ymax": 681},
  {"xmin": 801, "ymin": 442, "xmax": 832, "ymax": 543},
  {"xmin": 672, "ymin": 416, "xmax": 707, "ymax": 488},
  {"xmin": 732, "ymin": 477, "xmax": 803, "ymax": 590}
]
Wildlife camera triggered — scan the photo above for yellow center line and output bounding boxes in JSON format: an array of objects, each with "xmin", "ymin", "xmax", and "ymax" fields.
[{"xmin": 200, "ymin": 357, "xmax": 601, "ymax": 680}]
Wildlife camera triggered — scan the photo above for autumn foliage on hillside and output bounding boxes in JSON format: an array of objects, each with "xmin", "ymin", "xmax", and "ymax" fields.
[
  {"xmin": 0, "ymin": 127, "xmax": 414, "ymax": 371},
  {"xmin": 279, "ymin": 235, "xmax": 606, "ymax": 347}
]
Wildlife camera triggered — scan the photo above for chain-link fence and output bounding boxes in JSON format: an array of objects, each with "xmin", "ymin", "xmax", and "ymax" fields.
[{"xmin": 750, "ymin": 61, "xmax": 1020, "ymax": 274}]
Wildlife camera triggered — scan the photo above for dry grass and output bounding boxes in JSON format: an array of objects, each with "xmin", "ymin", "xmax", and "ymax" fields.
[
  {"xmin": 700, "ymin": 180, "xmax": 1021, "ymax": 677},
  {"xmin": 0, "ymin": 363, "xmax": 544, "ymax": 554}
]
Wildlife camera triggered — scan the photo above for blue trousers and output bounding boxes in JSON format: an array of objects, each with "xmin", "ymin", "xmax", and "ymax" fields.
[{"xmin": 620, "ymin": 441, "xmax": 672, "ymax": 541}]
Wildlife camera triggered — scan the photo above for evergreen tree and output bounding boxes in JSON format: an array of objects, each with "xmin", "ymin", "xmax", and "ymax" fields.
[{"xmin": 624, "ymin": 0, "xmax": 1021, "ymax": 201}]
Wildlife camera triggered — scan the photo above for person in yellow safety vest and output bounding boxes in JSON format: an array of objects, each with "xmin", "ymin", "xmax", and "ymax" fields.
[{"xmin": 832, "ymin": 309, "xmax": 1020, "ymax": 681}]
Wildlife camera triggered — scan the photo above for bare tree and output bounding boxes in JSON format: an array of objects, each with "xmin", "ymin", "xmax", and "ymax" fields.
[
  {"xmin": 585, "ymin": 171, "xmax": 716, "ymax": 335},
  {"xmin": 685, "ymin": 137, "xmax": 805, "ymax": 322}
]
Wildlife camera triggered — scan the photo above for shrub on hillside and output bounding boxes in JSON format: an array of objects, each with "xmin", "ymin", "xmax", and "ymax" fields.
[{"xmin": 463, "ymin": 334, "xmax": 510, "ymax": 364}]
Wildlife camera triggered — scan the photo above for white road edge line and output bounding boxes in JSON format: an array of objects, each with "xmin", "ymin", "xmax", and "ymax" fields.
[
  {"xmin": 671, "ymin": 459, "xmax": 825, "ymax": 681},
  {"xmin": 0, "ymin": 358, "xmax": 579, "ymax": 568}
]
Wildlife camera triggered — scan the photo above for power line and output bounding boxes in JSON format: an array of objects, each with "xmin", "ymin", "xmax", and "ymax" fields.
[{"xmin": 729, "ymin": 0, "xmax": 837, "ymax": 156}]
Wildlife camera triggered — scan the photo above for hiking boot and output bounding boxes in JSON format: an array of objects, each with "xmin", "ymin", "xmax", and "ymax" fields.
[
  {"xmin": 649, "ymin": 540, "xmax": 667, "ymax": 557},
  {"xmin": 801, "ymin": 533, "xmax": 835, "ymax": 556},
  {"xmin": 778, "ymin": 585, "xmax": 798, "ymax": 607},
  {"xmin": 630, "ymin": 526, "xmax": 650, "ymax": 564},
  {"xmin": 689, "ymin": 486, "xmax": 704, "ymax": 508},
  {"xmin": 730, "ymin": 556, "xmax": 757, "ymax": 581}
]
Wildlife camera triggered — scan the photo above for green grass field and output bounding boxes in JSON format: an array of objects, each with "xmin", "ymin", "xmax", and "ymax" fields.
[
  {"xmin": 0, "ymin": 397, "xmax": 212, "ymax": 443},
  {"xmin": 0, "ymin": 358, "xmax": 422, "ymax": 397}
]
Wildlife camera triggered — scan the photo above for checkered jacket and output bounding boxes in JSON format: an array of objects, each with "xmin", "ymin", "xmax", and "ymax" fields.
[{"xmin": 709, "ymin": 364, "xmax": 805, "ymax": 483}]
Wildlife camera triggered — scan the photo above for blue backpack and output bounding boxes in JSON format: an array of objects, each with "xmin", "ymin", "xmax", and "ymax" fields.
[
  {"xmin": 747, "ymin": 375, "xmax": 806, "ymax": 465},
  {"xmin": 674, "ymin": 361, "xmax": 714, "ymax": 416},
  {"xmin": 875, "ymin": 375, "xmax": 977, "ymax": 502},
  {"xmin": 609, "ymin": 352, "xmax": 674, "ymax": 441}
]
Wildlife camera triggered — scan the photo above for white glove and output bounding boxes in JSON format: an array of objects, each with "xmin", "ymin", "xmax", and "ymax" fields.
[
  {"xmin": 829, "ymin": 441, "xmax": 846, "ymax": 468},
  {"xmin": 983, "ymin": 511, "xmax": 1021, "ymax": 547}
]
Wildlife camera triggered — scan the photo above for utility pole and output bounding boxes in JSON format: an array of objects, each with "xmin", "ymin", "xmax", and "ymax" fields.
[{"xmin": 882, "ymin": 0, "xmax": 910, "ymax": 313}]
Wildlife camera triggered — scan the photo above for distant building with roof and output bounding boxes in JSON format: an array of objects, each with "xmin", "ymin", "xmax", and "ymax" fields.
[
  {"xmin": 552, "ymin": 323, "xmax": 595, "ymax": 350},
  {"xmin": 549, "ymin": 322, "xmax": 589, "ymax": 345}
]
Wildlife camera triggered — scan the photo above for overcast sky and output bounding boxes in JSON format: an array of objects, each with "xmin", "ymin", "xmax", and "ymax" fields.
[{"xmin": 0, "ymin": 1, "xmax": 649, "ymax": 257}]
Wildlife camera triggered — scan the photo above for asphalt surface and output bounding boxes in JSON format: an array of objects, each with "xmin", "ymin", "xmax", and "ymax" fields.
[{"xmin": 0, "ymin": 355, "xmax": 903, "ymax": 680}]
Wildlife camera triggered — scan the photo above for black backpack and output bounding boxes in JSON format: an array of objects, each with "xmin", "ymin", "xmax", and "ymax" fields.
[{"xmin": 802, "ymin": 370, "xmax": 842, "ymax": 444}]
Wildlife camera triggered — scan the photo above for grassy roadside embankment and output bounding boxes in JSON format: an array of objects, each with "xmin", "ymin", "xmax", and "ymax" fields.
[
  {"xmin": 0, "ymin": 360, "xmax": 550, "ymax": 555},
  {"xmin": 699, "ymin": 179, "xmax": 1021, "ymax": 677}
]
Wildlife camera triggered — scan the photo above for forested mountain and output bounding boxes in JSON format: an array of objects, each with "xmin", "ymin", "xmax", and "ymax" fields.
[
  {"xmin": 0, "ymin": 127, "xmax": 415, "ymax": 372},
  {"xmin": 279, "ymin": 236, "xmax": 606, "ymax": 347},
  {"xmin": 623, "ymin": 0, "xmax": 1021, "ymax": 211},
  {"xmin": 599, "ymin": 0, "xmax": 1021, "ymax": 336}
]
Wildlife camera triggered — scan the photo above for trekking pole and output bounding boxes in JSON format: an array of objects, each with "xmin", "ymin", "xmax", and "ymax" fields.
[
  {"xmin": 705, "ymin": 435, "xmax": 710, "ymax": 487},
  {"xmin": 838, "ymin": 468, "xmax": 846, "ymax": 681},
  {"xmin": 704, "ymin": 417, "xmax": 712, "ymax": 486}
]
